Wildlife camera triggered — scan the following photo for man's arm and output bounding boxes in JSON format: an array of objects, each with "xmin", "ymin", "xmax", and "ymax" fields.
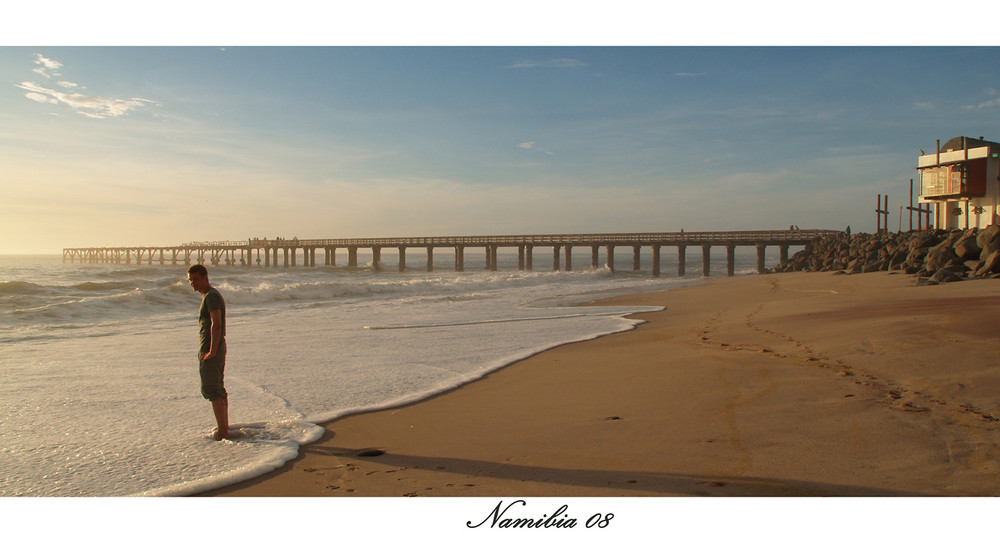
[{"xmin": 201, "ymin": 308, "xmax": 223, "ymax": 361}]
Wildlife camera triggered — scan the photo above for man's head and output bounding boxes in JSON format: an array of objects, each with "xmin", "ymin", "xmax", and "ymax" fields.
[{"xmin": 187, "ymin": 264, "xmax": 210, "ymax": 294}]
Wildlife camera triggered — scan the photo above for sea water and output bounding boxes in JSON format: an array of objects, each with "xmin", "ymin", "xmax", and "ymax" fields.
[{"xmin": 0, "ymin": 247, "xmax": 775, "ymax": 496}]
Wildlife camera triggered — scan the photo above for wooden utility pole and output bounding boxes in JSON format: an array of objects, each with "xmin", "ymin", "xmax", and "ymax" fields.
[
  {"xmin": 876, "ymin": 194, "xmax": 889, "ymax": 233},
  {"xmin": 905, "ymin": 178, "xmax": 932, "ymax": 231}
]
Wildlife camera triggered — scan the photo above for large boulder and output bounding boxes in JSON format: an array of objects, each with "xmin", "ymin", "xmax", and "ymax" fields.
[
  {"xmin": 931, "ymin": 267, "xmax": 964, "ymax": 283},
  {"xmin": 977, "ymin": 224, "xmax": 1000, "ymax": 249},
  {"xmin": 909, "ymin": 231, "xmax": 941, "ymax": 251},
  {"xmin": 888, "ymin": 250, "xmax": 908, "ymax": 270},
  {"xmin": 947, "ymin": 228, "xmax": 966, "ymax": 242},
  {"xmin": 923, "ymin": 245, "xmax": 962, "ymax": 274},
  {"xmin": 976, "ymin": 250, "xmax": 1000, "ymax": 277},
  {"xmin": 982, "ymin": 238, "xmax": 1000, "ymax": 261},
  {"xmin": 907, "ymin": 246, "xmax": 929, "ymax": 262},
  {"xmin": 954, "ymin": 231, "xmax": 982, "ymax": 260}
]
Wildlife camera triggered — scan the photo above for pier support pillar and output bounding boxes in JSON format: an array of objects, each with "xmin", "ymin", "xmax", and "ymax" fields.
[
  {"xmin": 553, "ymin": 245, "xmax": 561, "ymax": 271},
  {"xmin": 348, "ymin": 247, "xmax": 358, "ymax": 267},
  {"xmin": 591, "ymin": 245, "xmax": 600, "ymax": 269},
  {"xmin": 518, "ymin": 246, "xmax": 525, "ymax": 270},
  {"xmin": 427, "ymin": 246, "xmax": 434, "ymax": 272},
  {"xmin": 564, "ymin": 245, "xmax": 573, "ymax": 271},
  {"xmin": 633, "ymin": 245, "xmax": 641, "ymax": 271},
  {"xmin": 726, "ymin": 244, "xmax": 736, "ymax": 277},
  {"xmin": 652, "ymin": 244, "xmax": 661, "ymax": 277},
  {"xmin": 702, "ymin": 244, "xmax": 711, "ymax": 277},
  {"xmin": 398, "ymin": 247, "xmax": 406, "ymax": 272},
  {"xmin": 283, "ymin": 248, "xmax": 289, "ymax": 268},
  {"xmin": 455, "ymin": 246, "xmax": 465, "ymax": 271},
  {"xmin": 779, "ymin": 244, "xmax": 789, "ymax": 267},
  {"xmin": 489, "ymin": 246, "xmax": 498, "ymax": 271},
  {"xmin": 372, "ymin": 247, "xmax": 382, "ymax": 271},
  {"xmin": 606, "ymin": 244, "xmax": 615, "ymax": 273},
  {"xmin": 525, "ymin": 245, "xmax": 533, "ymax": 271},
  {"xmin": 756, "ymin": 243, "xmax": 767, "ymax": 274},
  {"xmin": 678, "ymin": 245, "xmax": 687, "ymax": 277},
  {"xmin": 309, "ymin": 248, "xmax": 316, "ymax": 267}
]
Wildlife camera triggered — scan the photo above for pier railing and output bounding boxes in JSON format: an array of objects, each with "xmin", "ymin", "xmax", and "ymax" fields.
[
  {"xmin": 245, "ymin": 229, "xmax": 831, "ymax": 247},
  {"xmin": 64, "ymin": 229, "xmax": 841, "ymax": 277}
]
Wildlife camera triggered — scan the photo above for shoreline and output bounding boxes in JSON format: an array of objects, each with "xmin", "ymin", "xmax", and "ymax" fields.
[{"xmin": 199, "ymin": 271, "xmax": 1000, "ymax": 497}]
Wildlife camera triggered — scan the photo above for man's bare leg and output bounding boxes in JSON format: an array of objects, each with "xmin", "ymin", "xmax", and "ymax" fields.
[{"xmin": 211, "ymin": 397, "xmax": 239, "ymax": 440}]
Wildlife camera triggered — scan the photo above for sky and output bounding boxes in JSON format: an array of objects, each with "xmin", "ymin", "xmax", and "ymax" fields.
[{"xmin": 3, "ymin": 7, "xmax": 1000, "ymax": 253}]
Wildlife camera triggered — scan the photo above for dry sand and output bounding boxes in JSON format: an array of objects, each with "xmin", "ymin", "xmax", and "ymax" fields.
[{"xmin": 200, "ymin": 271, "xmax": 1000, "ymax": 497}]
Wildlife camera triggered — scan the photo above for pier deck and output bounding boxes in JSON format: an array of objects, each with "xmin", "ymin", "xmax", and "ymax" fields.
[{"xmin": 63, "ymin": 229, "xmax": 839, "ymax": 277}]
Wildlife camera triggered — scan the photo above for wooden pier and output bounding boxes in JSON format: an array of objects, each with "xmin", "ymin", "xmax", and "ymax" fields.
[{"xmin": 63, "ymin": 229, "xmax": 839, "ymax": 277}]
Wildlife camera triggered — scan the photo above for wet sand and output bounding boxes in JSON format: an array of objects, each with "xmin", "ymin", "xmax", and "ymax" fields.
[{"xmin": 200, "ymin": 271, "xmax": 1000, "ymax": 497}]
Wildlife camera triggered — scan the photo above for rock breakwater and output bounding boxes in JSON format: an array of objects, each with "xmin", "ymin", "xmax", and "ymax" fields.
[{"xmin": 775, "ymin": 225, "xmax": 1000, "ymax": 284}]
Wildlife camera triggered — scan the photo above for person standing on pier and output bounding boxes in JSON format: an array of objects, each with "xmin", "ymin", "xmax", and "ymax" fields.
[{"xmin": 187, "ymin": 264, "xmax": 238, "ymax": 440}]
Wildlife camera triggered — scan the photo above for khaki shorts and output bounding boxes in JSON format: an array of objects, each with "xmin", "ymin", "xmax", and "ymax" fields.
[{"xmin": 198, "ymin": 341, "xmax": 227, "ymax": 401}]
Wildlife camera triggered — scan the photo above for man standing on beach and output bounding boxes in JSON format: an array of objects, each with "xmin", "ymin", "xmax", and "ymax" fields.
[{"xmin": 187, "ymin": 264, "xmax": 237, "ymax": 440}]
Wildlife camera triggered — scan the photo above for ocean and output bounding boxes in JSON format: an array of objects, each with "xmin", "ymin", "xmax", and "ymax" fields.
[{"xmin": 0, "ymin": 247, "xmax": 775, "ymax": 496}]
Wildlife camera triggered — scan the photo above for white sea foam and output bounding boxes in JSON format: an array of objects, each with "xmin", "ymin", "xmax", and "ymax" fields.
[{"xmin": 0, "ymin": 249, "xmax": 777, "ymax": 496}]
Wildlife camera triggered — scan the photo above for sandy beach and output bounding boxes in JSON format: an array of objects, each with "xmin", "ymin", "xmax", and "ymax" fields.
[{"xmin": 200, "ymin": 271, "xmax": 1000, "ymax": 497}]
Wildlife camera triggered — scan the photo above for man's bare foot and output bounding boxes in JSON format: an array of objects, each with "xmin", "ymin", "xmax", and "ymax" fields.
[{"xmin": 212, "ymin": 428, "xmax": 245, "ymax": 441}]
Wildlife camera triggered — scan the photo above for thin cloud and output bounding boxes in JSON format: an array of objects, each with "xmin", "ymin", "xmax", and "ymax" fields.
[
  {"xmin": 17, "ymin": 55, "xmax": 157, "ymax": 119},
  {"xmin": 16, "ymin": 81, "xmax": 155, "ymax": 119},
  {"xmin": 506, "ymin": 58, "xmax": 588, "ymax": 69},
  {"xmin": 32, "ymin": 54, "xmax": 62, "ymax": 77},
  {"xmin": 674, "ymin": 72, "xmax": 706, "ymax": 77},
  {"xmin": 24, "ymin": 92, "xmax": 58, "ymax": 105},
  {"xmin": 963, "ymin": 88, "xmax": 1000, "ymax": 110},
  {"xmin": 964, "ymin": 97, "xmax": 1000, "ymax": 110},
  {"xmin": 517, "ymin": 141, "xmax": 555, "ymax": 156},
  {"xmin": 913, "ymin": 102, "xmax": 934, "ymax": 110}
]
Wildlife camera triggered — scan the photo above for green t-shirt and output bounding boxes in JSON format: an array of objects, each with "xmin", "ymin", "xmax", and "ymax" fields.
[{"xmin": 198, "ymin": 287, "xmax": 226, "ymax": 353}]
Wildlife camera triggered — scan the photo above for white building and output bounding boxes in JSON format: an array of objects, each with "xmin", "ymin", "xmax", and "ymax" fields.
[{"xmin": 918, "ymin": 136, "xmax": 1000, "ymax": 230}]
